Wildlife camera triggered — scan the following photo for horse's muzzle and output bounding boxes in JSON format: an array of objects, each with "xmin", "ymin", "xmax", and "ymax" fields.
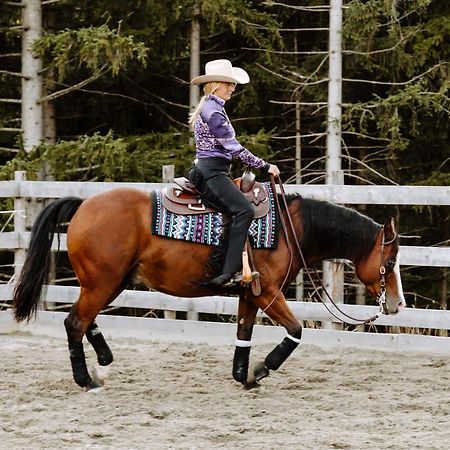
[{"xmin": 388, "ymin": 298, "xmax": 406, "ymax": 315}]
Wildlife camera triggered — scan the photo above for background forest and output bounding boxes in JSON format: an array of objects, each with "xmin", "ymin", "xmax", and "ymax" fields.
[{"xmin": 0, "ymin": 0, "xmax": 448, "ymax": 310}]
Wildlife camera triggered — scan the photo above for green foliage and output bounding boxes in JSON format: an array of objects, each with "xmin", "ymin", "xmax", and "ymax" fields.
[
  {"xmin": 0, "ymin": 129, "xmax": 274, "ymax": 182},
  {"xmin": 0, "ymin": 148, "xmax": 42, "ymax": 181},
  {"xmin": 411, "ymin": 15, "xmax": 450, "ymax": 69},
  {"xmin": 416, "ymin": 170, "xmax": 450, "ymax": 186},
  {"xmin": 32, "ymin": 24, "xmax": 148, "ymax": 81},
  {"xmin": 340, "ymin": 0, "xmax": 450, "ymax": 160},
  {"xmin": 343, "ymin": 80, "xmax": 450, "ymax": 152},
  {"xmin": 343, "ymin": 0, "xmax": 385, "ymax": 52},
  {"xmin": 198, "ymin": 0, "xmax": 282, "ymax": 51},
  {"xmin": 0, "ymin": 131, "xmax": 184, "ymax": 182}
]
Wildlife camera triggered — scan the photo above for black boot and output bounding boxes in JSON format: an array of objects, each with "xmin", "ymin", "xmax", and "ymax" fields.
[{"xmin": 209, "ymin": 273, "xmax": 234, "ymax": 287}]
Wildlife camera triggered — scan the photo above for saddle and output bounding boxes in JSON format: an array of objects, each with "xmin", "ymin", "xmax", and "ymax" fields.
[{"xmin": 162, "ymin": 171, "xmax": 269, "ymax": 218}]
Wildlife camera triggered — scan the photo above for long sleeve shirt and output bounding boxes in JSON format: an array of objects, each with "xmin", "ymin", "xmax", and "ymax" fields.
[{"xmin": 193, "ymin": 94, "xmax": 269, "ymax": 171}]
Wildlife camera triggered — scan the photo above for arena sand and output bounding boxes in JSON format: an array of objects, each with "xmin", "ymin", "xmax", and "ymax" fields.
[{"xmin": 1, "ymin": 332, "xmax": 449, "ymax": 450}]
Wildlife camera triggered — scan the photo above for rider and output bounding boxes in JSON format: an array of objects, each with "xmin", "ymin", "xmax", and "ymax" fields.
[{"xmin": 188, "ymin": 59, "xmax": 280, "ymax": 287}]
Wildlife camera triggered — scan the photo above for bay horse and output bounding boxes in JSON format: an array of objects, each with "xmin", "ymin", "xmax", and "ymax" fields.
[{"xmin": 13, "ymin": 186, "xmax": 405, "ymax": 391}]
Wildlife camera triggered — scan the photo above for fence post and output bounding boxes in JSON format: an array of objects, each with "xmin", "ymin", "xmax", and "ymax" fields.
[
  {"xmin": 161, "ymin": 165, "xmax": 199, "ymax": 321},
  {"xmin": 321, "ymin": 259, "xmax": 344, "ymax": 330},
  {"xmin": 162, "ymin": 165, "xmax": 177, "ymax": 320},
  {"xmin": 355, "ymin": 279, "xmax": 366, "ymax": 332},
  {"xmin": 13, "ymin": 171, "xmax": 26, "ymax": 284}
]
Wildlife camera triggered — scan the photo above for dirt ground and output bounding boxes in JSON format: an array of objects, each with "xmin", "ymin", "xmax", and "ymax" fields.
[{"xmin": 1, "ymin": 332, "xmax": 449, "ymax": 450}]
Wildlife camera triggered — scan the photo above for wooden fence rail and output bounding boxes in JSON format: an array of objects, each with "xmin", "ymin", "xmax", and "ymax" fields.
[
  {"xmin": 1, "ymin": 285, "xmax": 449, "ymax": 330},
  {"xmin": 0, "ymin": 232, "xmax": 448, "ymax": 267},
  {"xmin": 1, "ymin": 179, "xmax": 450, "ymax": 204}
]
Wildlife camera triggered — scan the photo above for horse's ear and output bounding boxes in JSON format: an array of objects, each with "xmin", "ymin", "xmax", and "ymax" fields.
[{"xmin": 383, "ymin": 217, "xmax": 396, "ymax": 242}]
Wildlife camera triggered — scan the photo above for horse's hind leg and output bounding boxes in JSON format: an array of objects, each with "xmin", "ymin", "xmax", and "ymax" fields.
[
  {"xmin": 64, "ymin": 285, "xmax": 122, "ymax": 390},
  {"xmin": 86, "ymin": 321, "xmax": 113, "ymax": 366},
  {"xmin": 233, "ymin": 290, "xmax": 259, "ymax": 383},
  {"xmin": 250, "ymin": 292, "xmax": 303, "ymax": 383},
  {"xmin": 64, "ymin": 321, "xmax": 94, "ymax": 388},
  {"xmin": 84, "ymin": 270, "xmax": 136, "ymax": 367}
]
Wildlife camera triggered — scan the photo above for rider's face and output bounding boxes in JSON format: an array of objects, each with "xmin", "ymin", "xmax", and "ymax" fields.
[{"xmin": 214, "ymin": 82, "xmax": 237, "ymax": 101}]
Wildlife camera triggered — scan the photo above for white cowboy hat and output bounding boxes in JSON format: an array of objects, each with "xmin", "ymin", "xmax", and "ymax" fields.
[{"xmin": 190, "ymin": 59, "xmax": 250, "ymax": 85}]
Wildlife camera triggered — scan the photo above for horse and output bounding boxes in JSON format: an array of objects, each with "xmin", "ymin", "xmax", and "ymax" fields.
[{"xmin": 12, "ymin": 186, "xmax": 405, "ymax": 391}]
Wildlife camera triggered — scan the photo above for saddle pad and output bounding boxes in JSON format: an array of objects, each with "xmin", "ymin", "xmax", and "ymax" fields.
[{"xmin": 151, "ymin": 182, "xmax": 278, "ymax": 249}]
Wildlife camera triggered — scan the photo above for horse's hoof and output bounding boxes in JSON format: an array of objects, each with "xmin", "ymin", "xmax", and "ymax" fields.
[
  {"xmin": 246, "ymin": 361, "xmax": 270, "ymax": 385},
  {"xmin": 242, "ymin": 380, "xmax": 260, "ymax": 390},
  {"xmin": 85, "ymin": 378, "xmax": 103, "ymax": 393},
  {"xmin": 87, "ymin": 385, "xmax": 104, "ymax": 394},
  {"xmin": 253, "ymin": 361, "xmax": 270, "ymax": 382}
]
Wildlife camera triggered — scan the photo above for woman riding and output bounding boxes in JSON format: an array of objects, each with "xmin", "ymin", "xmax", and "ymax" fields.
[{"xmin": 188, "ymin": 59, "xmax": 280, "ymax": 287}]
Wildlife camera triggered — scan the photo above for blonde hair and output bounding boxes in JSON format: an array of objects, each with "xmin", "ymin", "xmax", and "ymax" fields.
[{"xmin": 188, "ymin": 81, "xmax": 225, "ymax": 126}]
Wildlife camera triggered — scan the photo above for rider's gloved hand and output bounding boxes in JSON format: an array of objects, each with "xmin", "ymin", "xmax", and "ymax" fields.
[{"xmin": 268, "ymin": 164, "xmax": 280, "ymax": 177}]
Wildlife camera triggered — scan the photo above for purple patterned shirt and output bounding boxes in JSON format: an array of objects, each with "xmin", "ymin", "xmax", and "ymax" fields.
[{"xmin": 194, "ymin": 95, "xmax": 269, "ymax": 170}]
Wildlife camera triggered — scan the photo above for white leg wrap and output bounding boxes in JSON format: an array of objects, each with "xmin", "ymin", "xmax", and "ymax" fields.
[
  {"xmin": 286, "ymin": 334, "xmax": 302, "ymax": 344},
  {"xmin": 235, "ymin": 339, "xmax": 252, "ymax": 347}
]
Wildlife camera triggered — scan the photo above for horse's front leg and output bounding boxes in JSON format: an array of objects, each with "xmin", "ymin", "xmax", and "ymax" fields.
[
  {"xmin": 233, "ymin": 289, "xmax": 259, "ymax": 383},
  {"xmin": 250, "ymin": 292, "xmax": 303, "ymax": 383}
]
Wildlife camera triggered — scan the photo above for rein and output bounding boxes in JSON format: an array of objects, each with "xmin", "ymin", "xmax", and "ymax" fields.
[
  {"xmin": 260, "ymin": 178, "xmax": 295, "ymax": 313},
  {"xmin": 270, "ymin": 176, "xmax": 392, "ymax": 326}
]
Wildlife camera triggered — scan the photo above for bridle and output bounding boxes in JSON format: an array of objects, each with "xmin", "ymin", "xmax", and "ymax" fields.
[
  {"xmin": 376, "ymin": 230, "xmax": 398, "ymax": 315},
  {"xmin": 269, "ymin": 176, "xmax": 397, "ymax": 326}
]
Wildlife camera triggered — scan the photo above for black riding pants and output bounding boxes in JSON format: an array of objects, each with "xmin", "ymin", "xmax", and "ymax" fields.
[{"xmin": 188, "ymin": 157, "xmax": 254, "ymax": 275}]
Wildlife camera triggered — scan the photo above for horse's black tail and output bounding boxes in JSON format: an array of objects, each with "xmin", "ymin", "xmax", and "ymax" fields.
[{"xmin": 13, "ymin": 197, "xmax": 84, "ymax": 322}]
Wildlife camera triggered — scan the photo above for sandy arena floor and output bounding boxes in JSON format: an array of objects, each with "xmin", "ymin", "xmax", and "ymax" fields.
[{"xmin": 1, "ymin": 332, "xmax": 449, "ymax": 450}]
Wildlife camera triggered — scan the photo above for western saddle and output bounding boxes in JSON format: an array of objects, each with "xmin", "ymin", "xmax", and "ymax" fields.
[{"xmin": 162, "ymin": 171, "xmax": 269, "ymax": 218}]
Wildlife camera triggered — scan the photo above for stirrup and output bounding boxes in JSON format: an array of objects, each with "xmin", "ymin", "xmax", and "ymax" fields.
[{"xmin": 224, "ymin": 271, "xmax": 260, "ymax": 287}]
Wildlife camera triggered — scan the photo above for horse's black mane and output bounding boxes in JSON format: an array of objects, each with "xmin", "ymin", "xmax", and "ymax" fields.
[{"xmin": 285, "ymin": 194, "xmax": 381, "ymax": 263}]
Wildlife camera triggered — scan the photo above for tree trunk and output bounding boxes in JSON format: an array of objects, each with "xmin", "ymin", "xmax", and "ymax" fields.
[
  {"xmin": 189, "ymin": 4, "xmax": 200, "ymax": 116},
  {"xmin": 21, "ymin": 0, "xmax": 43, "ymax": 151},
  {"xmin": 323, "ymin": 0, "xmax": 343, "ymax": 330},
  {"xmin": 43, "ymin": 7, "xmax": 56, "ymax": 147}
]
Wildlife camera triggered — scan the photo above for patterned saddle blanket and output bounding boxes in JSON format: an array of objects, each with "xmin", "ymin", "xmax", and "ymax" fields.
[{"xmin": 151, "ymin": 181, "xmax": 278, "ymax": 249}]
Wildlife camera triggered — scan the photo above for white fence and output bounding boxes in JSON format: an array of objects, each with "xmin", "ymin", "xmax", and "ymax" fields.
[{"xmin": 0, "ymin": 176, "xmax": 449, "ymax": 354}]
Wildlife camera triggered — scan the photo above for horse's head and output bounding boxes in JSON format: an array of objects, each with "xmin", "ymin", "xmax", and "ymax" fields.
[{"xmin": 355, "ymin": 217, "xmax": 406, "ymax": 315}]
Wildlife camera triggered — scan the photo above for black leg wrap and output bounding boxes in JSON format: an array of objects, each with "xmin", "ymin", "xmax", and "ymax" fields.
[
  {"xmin": 232, "ymin": 346, "xmax": 251, "ymax": 383},
  {"xmin": 264, "ymin": 337, "xmax": 299, "ymax": 371},
  {"xmin": 68, "ymin": 342, "xmax": 92, "ymax": 388},
  {"xmin": 86, "ymin": 323, "xmax": 113, "ymax": 366}
]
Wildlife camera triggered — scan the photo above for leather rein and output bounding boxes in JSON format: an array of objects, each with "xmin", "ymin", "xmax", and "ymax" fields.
[{"xmin": 269, "ymin": 176, "xmax": 395, "ymax": 326}]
